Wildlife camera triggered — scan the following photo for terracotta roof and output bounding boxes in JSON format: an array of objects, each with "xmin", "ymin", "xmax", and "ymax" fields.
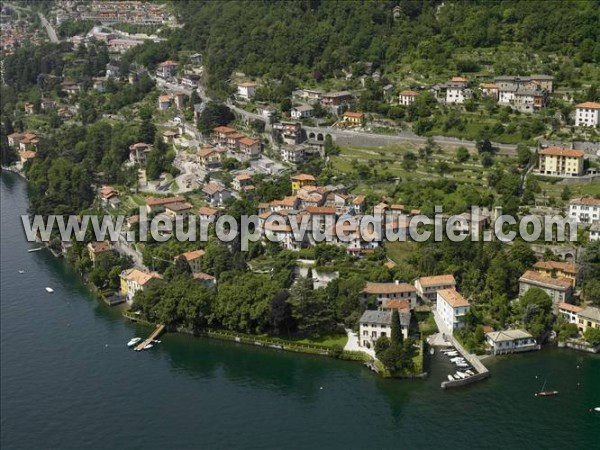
[
  {"xmin": 121, "ymin": 269, "xmax": 162, "ymax": 286},
  {"xmin": 145, "ymin": 196, "xmax": 185, "ymax": 206},
  {"xmin": 418, "ymin": 274, "xmax": 456, "ymax": 287},
  {"xmin": 88, "ymin": 241, "xmax": 112, "ymax": 253},
  {"xmin": 236, "ymin": 174, "xmax": 252, "ymax": 181},
  {"xmin": 399, "ymin": 90, "xmax": 419, "ymax": 96},
  {"xmin": 575, "ymin": 102, "xmax": 600, "ymax": 109},
  {"xmin": 539, "ymin": 147, "xmax": 584, "ymax": 157},
  {"xmin": 159, "ymin": 60, "xmax": 178, "ymax": 66},
  {"xmin": 198, "ymin": 146, "xmax": 219, "ymax": 158},
  {"xmin": 570, "ymin": 196, "xmax": 600, "ymax": 206},
  {"xmin": 390, "ymin": 204, "xmax": 405, "ymax": 211},
  {"xmin": 180, "ymin": 249, "xmax": 205, "ymax": 261},
  {"xmin": 193, "ymin": 272, "xmax": 215, "ymax": 281},
  {"xmin": 363, "ymin": 281, "xmax": 417, "ymax": 295},
  {"xmin": 163, "ymin": 130, "xmax": 178, "ymax": 137},
  {"xmin": 239, "ymin": 81, "xmax": 257, "ymax": 87},
  {"xmin": 202, "ymin": 182, "xmax": 226, "ymax": 195},
  {"xmin": 158, "ymin": 94, "xmax": 172, "ymax": 102},
  {"xmin": 99, "ymin": 186, "xmax": 118, "ymax": 199},
  {"xmin": 305, "ymin": 206, "xmax": 337, "ymax": 215},
  {"xmin": 382, "ymin": 299, "xmax": 410, "ymax": 311},
  {"xmin": 239, "ymin": 137, "xmax": 259, "ymax": 146},
  {"xmin": 272, "ymin": 196, "xmax": 297, "ymax": 208},
  {"xmin": 437, "ymin": 289, "xmax": 469, "ymax": 308},
  {"xmin": 558, "ymin": 302, "xmax": 583, "ymax": 314},
  {"xmin": 519, "ymin": 270, "xmax": 573, "ymax": 289},
  {"xmin": 213, "ymin": 126, "xmax": 237, "ymax": 134},
  {"xmin": 480, "ymin": 83, "xmax": 498, "ymax": 89},
  {"xmin": 166, "ymin": 202, "xmax": 193, "ymax": 212},
  {"xmin": 19, "ymin": 150, "xmax": 36, "ymax": 160},
  {"xmin": 198, "ymin": 206, "xmax": 219, "ymax": 216},
  {"xmin": 291, "ymin": 174, "xmax": 316, "ymax": 181},
  {"xmin": 451, "ymin": 76, "xmax": 468, "ymax": 82},
  {"xmin": 343, "ymin": 111, "xmax": 363, "ymax": 118},
  {"xmin": 533, "ymin": 261, "xmax": 576, "ymax": 274}
]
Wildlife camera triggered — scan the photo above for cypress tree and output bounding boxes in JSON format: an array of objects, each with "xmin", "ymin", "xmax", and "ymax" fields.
[{"xmin": 391, "ymin": 309, "xmax": 403, "ymax": 345}]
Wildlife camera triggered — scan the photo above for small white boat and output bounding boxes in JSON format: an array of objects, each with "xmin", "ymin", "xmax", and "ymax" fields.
[
  {"xmin": 18, "ymin": 270, "xmax": 25, "ymax": 274},
  {"xmin": 429, "ymin": 347, "xmax": 435, "ymax": 355},
  {"xmin": 465, "ymin": 370, "xmax": 475, "ymax": 376},
  {"xmin": 447, "ymin": 374, "xmax": 455, "ymax": 381},
  {"xmin": 455, "ymin": 371, "xmax": 468, "ymax": 379},
  {"xmin": 45, "ymin": 287, "xmax": 54, "ymax": 293},
  {"xmin": 446, "ymin": 351, "xmax": 459, "ymax": 357},
  {"xmin": 152, "ymin": 340, "xmax": 161, "ymax": 344},
  {"xmin": 456, "ymin": 362, "xmax": 470, "ymax": 368},
  {"xmin": 28, "ymin": 247, "xmax": 42, "ymax": 253},
  {"xmin": 144, "ymin": 344, "xmax": 153, "ymax": 350},
  {"xmin": 127, "ymin": 337, "xmax": 142, "ymax": 347},
  {"xmin": 593, "ymin": 407, "xmax": 600, "ymax": 413},
  {"xmin": 450, "ymin": 357, "xmax": 465, "ymax": 362}
]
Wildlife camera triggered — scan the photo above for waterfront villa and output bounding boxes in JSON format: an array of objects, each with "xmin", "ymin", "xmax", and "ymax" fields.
[
  {"xmin": 518, "ymin": 270, "xmax": 573, "ymax": 308},
  {"xmin": 436, "ymin": 289, "xmax": 470, "ymax": 332},
  {"xmin": 119, "ymin": 269, "xmax": 162, "ymax": 303},
  {"xmin": 485, "ymin": 329, "xmax": 539, "ymax": 355},
  {"xmin": 87, "ymin": 241, "xmax": 113, "ymax": 265},
  {"xmin": 558, "ymin": 302, "xmax": 583, "ymax": 325},
  {"xmin": 414, "ymin": 274, "xmax": 456, "ymax": 302},
  {"xmin": 577, "ymin": 307, "xmax": 600, "ymax": 333},
  {"xmin": 361, "ymin": 281, "xmax": 418, "ymax": 309},
  {"xmin": 359, "ymin": 310, "xmax": 410, "ymax": 349}
]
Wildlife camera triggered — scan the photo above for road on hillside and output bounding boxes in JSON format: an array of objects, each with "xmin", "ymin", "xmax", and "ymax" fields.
[{"xmin": 38, "ymin": 12, "xmax": 59, "ymax": 43}]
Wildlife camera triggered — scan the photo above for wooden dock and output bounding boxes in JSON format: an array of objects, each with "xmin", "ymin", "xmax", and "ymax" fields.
[{"xmin": 135, "ymin": 324, "xmax": 165, "ymax": 351}]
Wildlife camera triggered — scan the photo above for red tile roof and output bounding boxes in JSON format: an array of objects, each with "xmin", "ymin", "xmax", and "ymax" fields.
[
  {"xmin": 437, "ymin": 289, "xmax": 470, "ymax": 308},
  {"xmin": 539, "ymin": 147, "xmax": 584, "ymax": 157}
]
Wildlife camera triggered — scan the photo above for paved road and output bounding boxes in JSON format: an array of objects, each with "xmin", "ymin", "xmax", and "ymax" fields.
[{"xmin": 38, "ymin": 12, "xmax": 59, "ymax": 43}]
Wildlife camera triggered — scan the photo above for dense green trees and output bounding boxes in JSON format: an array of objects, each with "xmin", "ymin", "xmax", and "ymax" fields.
[
  {"xmin": 196, "ymin": 102, "xmax": 235, "ymax": 135},
  {"xmin": 164, "ymin": 1, "xmax": 599, "ymax": 97}
]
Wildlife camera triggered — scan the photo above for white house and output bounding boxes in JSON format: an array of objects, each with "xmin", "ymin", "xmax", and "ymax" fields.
[
  {"xmin": 290, "ymin": 104, "xmax": 314, "ymax": 120},
  {"xmin": 358, "ymin": 310, "xmax": 410, "ymax": 349},
  {"xmin": 414, "ymin": 274, "xmax": 456, "ymax": 302},
  {"xmin": 398, "ymin": 90, "xmax": 418, "ymax": 106},
  {"xmin": 436, "ymin": 289, "xmax": 470, "ymax": 332},
  {"xmin": 575, "ymin": 102, "xmax": 600, "ymax": 127},
  {"xmin": 558, "ymin": 302, "xmax": 583, "ymax": 324},
  {"xmin": 237, "ymin": 82, "xmax": 257, "ymax": 100},
  {"xmin": 446, "ymin": 77, "xmax": 469, "ymax": 104},
  {"xmin": 281, "ymin": 144, "xmax": 307, "ymax": 164},
  {"xmin": 569, "ymin": 197, "xmax": 600, "ymax": 224},
  {"xmin": 485, "ymin": 329, "xmax": 539, "ymax": 355},
  {"xmin": 202, "ymin": 182, "xmax": 231, "ymax": 206}
]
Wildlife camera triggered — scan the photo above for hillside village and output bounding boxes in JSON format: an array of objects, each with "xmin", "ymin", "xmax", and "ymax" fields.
[{"xmin": 1, "ymin": 0, "xmax": 600, "ymax": 378}]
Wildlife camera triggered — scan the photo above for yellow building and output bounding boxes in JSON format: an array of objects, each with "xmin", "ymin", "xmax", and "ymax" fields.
[
  {"xmin": 577, "ymin": 307, "xmax": 600, "ymax": 333},
  {"xmin": 533, "ymin": 260, "xmax": 577, "ymax": 287},
  {"xmin": 538, "ymin": 147, "xmax": 584, "ymax": 177},
  {"xmin": 291, "ymin": 174, "xmax": 316, "ymax": 194},
  {"xmin": 119, "ymin": 269, "xmax": 162, "ymax": 303},
  {"xmin": 342, "ymin": 111, "xmax": 364, "ymax": 126}
]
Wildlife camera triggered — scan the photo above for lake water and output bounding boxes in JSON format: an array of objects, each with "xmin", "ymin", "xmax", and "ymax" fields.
[{"xmin": 1, "ymin": 171, "xmax": 599, "ymax": 449}]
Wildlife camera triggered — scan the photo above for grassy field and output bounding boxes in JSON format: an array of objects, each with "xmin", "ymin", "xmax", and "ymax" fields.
[{"xmin": 385, "ymin": 241, "xmax": 418, "ymax": 265}]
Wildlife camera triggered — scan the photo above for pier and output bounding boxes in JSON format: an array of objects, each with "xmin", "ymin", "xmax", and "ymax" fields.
[
  {"xmin": 135, "ymin": 324, "xmax": 165, "ymax": 351},
  {"xmin": 431, "ymin": 311, "xmax": 490, "ymax": 389}
]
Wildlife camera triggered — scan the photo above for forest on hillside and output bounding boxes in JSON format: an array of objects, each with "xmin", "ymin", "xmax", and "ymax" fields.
[{"xmin": 125, "ymin": 0, "xmax": 600, "ymax": 96}]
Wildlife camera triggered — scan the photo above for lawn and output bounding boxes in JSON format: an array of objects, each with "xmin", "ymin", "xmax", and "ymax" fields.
[
  {"xmin": 385, "ymin": 241, "xmax": 418, "ymax": 264},
  {"xmin": 280, "ymin": 333, "xmax": 348, "ymax": 348}
]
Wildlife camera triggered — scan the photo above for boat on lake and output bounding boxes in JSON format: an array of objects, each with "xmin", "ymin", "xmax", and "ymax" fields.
[
  {"xmin": 45, "ymin": 287, "xmax": 54, "ymax": 293},
  {"xmin": 127, "ymin": 337, "xmax": 142, "ymax": 347},
  {"xmin": 535, "ymin": 380, "xmax": 559, "ymax": 397},
  {"xmin": 28, "ymin": 247, "xmax": 42, "ymax": 253},
  {"xmin": 446, "ymin": 351, "xmax": 459, "ymax": 357},
  {"xmin": 144, "ymin": 344, "xmax": 153, "ymax": 350},
  {"xmin": 18, "ymin": 269, "xmax": 24, "ymax": 274},
  {"xmin": 447, "ymin": 375, "xmax": 455, "ymax": 381}
]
